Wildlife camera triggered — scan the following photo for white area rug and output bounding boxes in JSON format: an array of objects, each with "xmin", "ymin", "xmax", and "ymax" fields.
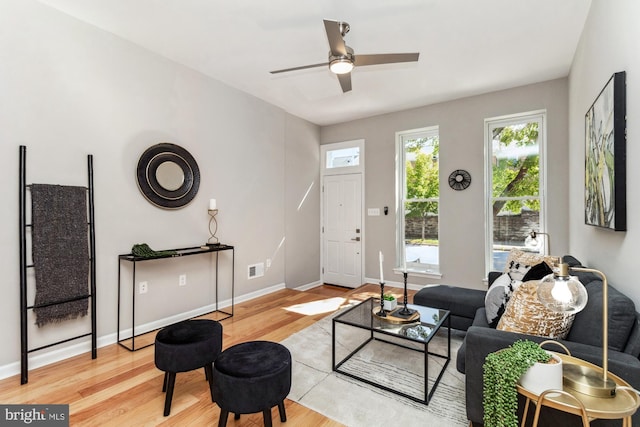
[{"xmin": 280, "ymin": 311, "xmax": 469, "ymax": 426}]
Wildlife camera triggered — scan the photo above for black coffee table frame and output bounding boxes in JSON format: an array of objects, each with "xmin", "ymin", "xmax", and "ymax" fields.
[{"xmin": 332, "ymin": 297, "xmax": 451, "ymax": 405}]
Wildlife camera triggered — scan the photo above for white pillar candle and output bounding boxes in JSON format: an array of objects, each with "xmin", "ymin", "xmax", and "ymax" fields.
[
  {"xmin": 209, "ymin": 199, "xmax": 217, "ymax": 210},
  {"xmin": 379, "ymin": 251, "xmax": 384, "ymax": 283}
]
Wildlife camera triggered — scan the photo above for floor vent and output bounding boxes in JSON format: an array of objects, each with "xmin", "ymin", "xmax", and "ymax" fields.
[{"xmin": 248, "ymin": 262, "xmax": 264, "ymax": 279}]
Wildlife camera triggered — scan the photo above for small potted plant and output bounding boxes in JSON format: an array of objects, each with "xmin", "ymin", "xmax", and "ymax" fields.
[
  {"xmin": 483, "ymin": 340, "xmax": 556, "ymax": 427},
  {"xmin": 383, "ymin": 294, "xmax": 397, "ymax": 311}
]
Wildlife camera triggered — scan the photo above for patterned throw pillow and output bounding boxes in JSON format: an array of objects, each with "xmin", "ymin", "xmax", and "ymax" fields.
[
  {"xmin": 485, "ymin": 254, "xmax": 554, "ymax": 327},
  {"xmin": 485, "ymin": 250, "xmax": 558, "ymax": 329},
  {"xmin": 522, "ymin": 261, "xmax": 553, "ymax": 282},
  {"xmin": 485, "ymin": 273, "xmax": 522, "ymax": 327},
  {"xmin": 504, "ymin": 249, "xmax": 558, "ymax": 274},
  {"xmin": 497, "ymin": 280, "xmax": 575, "ymax": 339}
]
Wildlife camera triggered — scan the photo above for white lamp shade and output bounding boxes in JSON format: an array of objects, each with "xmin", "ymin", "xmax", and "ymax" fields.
[
  {"xmin": 524, "ymin": 234, "xmax": 542, "ymax": 250},
  {"xmin": 537, "ymin": 273, "xmax": 588, "ymax": 314}
]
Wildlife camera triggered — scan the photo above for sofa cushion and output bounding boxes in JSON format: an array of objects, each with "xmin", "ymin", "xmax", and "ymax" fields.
[
  {"xmin": 624, "ymin": 314, "xmax": 640, "ymax": 357},
  {"xmin": 497, "ymin": 280, "xmax": 575, "ymax": 339},
  {"xmin": 567, "ymin": 282, "xmax": 636, "ymax": 352},
  {"xmin": 413, "ymin": 284, "xmax": 485, "ymax": 321}
]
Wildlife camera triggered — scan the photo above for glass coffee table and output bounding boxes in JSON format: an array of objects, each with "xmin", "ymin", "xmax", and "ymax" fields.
[{"xmin": 332, "ymin": 297, "xmax": 450, "ymax": 404}]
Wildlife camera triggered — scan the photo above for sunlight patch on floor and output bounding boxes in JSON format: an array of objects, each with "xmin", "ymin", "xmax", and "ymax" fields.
[{"xmin": 284, "ymin": 297, "xmax": 347, "ymax": 315}]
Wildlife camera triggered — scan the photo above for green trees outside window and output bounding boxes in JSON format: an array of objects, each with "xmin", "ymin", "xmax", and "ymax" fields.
[
  {"xmin": 405, "ymin": 136, "xmax": 439, "ymax": 242},
  {"xmin": 487, "ymin": 112, "xmax": 545, "ymax": 271},
  {"xmin": 491, "ymin": 122, "xmax": 540, "ymax": 217}
]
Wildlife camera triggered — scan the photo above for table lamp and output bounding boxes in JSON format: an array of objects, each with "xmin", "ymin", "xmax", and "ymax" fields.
[
  {"xmin": 538, "ymin": 263, "xmax": 616, "ymax": 397},
  {"xmin": 524, "ymin": 230, "xmax": 551, "ymax": 255}
]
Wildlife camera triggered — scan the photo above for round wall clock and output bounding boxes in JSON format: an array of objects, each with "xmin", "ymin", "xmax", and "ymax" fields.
[{"xmin": 448, "ymin": 169, "xmax": 471, "ymax": 191}]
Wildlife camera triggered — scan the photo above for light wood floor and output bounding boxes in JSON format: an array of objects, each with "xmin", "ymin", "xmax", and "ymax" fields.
[{"xmin": 0, "ymin": 284, "xmax": 414, "ymax": 426}]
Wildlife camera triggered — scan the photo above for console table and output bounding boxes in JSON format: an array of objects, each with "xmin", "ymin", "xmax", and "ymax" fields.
[{"xmin": 117, "ymin": 244, "xmax": 234, "ymax": 351}]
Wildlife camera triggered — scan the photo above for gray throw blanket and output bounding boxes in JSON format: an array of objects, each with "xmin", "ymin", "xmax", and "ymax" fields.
[{"xmin": 31, "ymin": 184, "xmax": 89, "ymax": 327}]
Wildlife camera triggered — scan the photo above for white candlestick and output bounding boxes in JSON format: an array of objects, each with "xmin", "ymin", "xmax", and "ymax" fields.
[
  {"xmin": 379, "ymin": 251, "xmax": 384, "ymax": 283},
  {"xmin": 209, "ymin": 199, "xmax": 217, "ymax": 210},
  {"xmin": 403, "ymin": 257, "xmax": 407, "ymax": 273}
]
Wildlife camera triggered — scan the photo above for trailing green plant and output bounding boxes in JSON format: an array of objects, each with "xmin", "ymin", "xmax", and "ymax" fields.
[
  {"xmin": 483, "ymin": 340, "xmax": 551, "ymax": 427},
  {"xmin": 131, "ymin": 243, "xmax": 177, "ymax": 258}
]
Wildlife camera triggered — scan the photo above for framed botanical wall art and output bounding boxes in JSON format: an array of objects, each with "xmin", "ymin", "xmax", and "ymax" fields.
[{"xmin": 585, "ymin": 71, "xmax": 626, "ymax": 231}]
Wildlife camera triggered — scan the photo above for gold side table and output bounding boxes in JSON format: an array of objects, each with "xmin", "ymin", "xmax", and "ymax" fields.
[{"xmin": 517, "ymin": 353, "xmax": 639, "ymax": 427}]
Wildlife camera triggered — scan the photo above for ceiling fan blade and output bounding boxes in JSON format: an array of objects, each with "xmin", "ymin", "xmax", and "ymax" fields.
[
  {"xmin": 270, "ymin": 62, "xmax": 329, "ymax": 74},
  {"xmin": 323, "ymin": 19, "xmax": 347, "ymax": 56},
  {"xmin": 337, "ymin": 73, "xmax": 352, "ymax": 92},
  {"xmin": 354, "ymin": 53, "xmax": 420, "ymax": 67}
]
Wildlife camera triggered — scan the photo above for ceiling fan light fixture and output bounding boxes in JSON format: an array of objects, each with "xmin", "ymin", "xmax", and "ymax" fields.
[
  {"xmin": 270, "ymin": 19, "xmax": 420, "ymax": 93},
  {"xmin": 329, "ymin": 57, "xmax": 354, "ymax": 74}
]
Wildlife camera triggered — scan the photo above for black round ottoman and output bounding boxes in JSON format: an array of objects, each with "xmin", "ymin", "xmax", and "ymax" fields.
[
  {"xmin": 155, "ymin": 319, "xmax": 223, "ymax": 416},
  {"xmin": 212, "ymin": 341, "xmax": 292, "ymax": 427}
]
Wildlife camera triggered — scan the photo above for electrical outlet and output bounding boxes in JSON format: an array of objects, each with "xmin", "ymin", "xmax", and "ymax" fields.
[
  {"xmin": 179, "ymin": 274, "xmax": 187, "ymax": 286},
  {"xmin": 139, "ymin": 281, "xmax": 148, "ymax": 294},
  {"xmin": 266, "ymin": 258, "xmax": 271, "ymax": 268}
]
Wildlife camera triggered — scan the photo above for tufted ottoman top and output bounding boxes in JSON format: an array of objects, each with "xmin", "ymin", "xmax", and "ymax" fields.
[
  {"xmin": 215, "ymin": 341, "xmax": 290, "ymax": 378},
  {"xmin": 156, "ymin": 319, "xmax": 221, "ymax": 345},
  {"xmin": 155, "ymin": 319, "xmax": 223, "ymax": 373}
]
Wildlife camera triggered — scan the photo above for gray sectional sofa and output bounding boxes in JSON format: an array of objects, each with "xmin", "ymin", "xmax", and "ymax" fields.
[{"xmin": 413, "ymin": 255, "xmax": 640, "ymax": 426}]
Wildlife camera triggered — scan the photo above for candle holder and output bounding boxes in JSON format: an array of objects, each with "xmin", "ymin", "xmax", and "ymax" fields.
[
  {"xmin": 206, "ymin": 209, "xmax": 220, "ymax": 246},
  {"xmin": 378, "ymin": 281, "xmax": 386, "ymax": 317},
  {"xmin": 396, "ymin": 271, "xmax": 417, "ymax": 318}
]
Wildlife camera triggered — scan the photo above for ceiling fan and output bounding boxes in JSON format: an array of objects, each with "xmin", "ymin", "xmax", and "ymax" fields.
[{"xmin": 270, "ymin": 19, "xmax": 420, "ymax": 93}]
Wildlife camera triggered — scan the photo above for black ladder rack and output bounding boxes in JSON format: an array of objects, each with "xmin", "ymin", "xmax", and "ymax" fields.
[{"xmin": 18, "ymin": 145, "xmax": 97, "ymax": 384}]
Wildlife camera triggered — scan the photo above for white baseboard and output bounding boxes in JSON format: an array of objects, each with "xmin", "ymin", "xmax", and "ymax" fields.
[
  {"xmin": 364, "ymin": 277, "xmax": 423, "ymax": 291},
  {"xmin": 293, "ymin": 280, "xmax": 322, "ymax": 291},
  {"xmin": 295, "ymin": 279, "xmax": 422, "ymax": 292},
  {"xmin": 0, "ymin": 283, "xmax": 287, "ymax": 381}
]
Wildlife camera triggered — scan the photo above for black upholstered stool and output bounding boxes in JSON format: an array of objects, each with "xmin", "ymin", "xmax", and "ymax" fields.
[
  {"xmin": 154, "ymin": 319, "xmax": 223, "ymax": 416},
  {"xmin": 212, "ymin": 341, "xmax": 292, "ymax": 427}
]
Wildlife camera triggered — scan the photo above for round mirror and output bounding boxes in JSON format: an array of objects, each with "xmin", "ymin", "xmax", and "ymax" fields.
[
  {"xmin": 136, "ymin": 143, "xmax": 200, "ymax": 209},
  {"xmin": 156, "ymin": 161, "xmax": 184, "ymax": 191}
]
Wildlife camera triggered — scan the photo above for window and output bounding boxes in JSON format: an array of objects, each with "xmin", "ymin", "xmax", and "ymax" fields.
[
  {"xmin": 396, "ymin": 126, "xmax": 440, "ymax": 275},
  {"xmin": 325, "ymin": 146, "xmax": 360, "ymax": 169},
  {"xmin": 485, "ymin": 111, "xmax": 546, "ymax": 272},
  {"xmin": 321, "ymin": 139, "xmax": 364, "ymax": 176}
]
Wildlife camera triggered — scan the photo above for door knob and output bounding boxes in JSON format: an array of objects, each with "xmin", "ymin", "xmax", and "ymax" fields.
[{"xmin": 351, "ymin": 237, "xmax": 361, "ymax": 241}]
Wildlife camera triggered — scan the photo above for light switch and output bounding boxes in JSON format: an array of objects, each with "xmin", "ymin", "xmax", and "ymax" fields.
[{"xmin": 368, "ymin": 208, "xmax": 380, "ymax": 216}]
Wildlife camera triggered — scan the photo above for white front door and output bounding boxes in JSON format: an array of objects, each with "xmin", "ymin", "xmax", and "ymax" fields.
[{"xmin": 323, "ymin": 173, "xmax": 362, "ymax": 288}]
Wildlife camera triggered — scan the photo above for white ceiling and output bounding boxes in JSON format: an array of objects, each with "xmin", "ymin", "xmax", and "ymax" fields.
[{"xmin": 37, "ymin": 0, "xmax": 591, "ymax": 126}]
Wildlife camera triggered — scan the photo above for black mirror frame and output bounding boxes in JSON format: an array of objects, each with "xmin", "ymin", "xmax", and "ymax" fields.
[{"xmin": 136, "ymin": 143, "xmax": 200, "ymax": 209}]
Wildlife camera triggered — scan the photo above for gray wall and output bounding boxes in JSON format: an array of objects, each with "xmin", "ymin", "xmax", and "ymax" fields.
[
  {"xmin": 0, "ymin": 0, "xmax": 320, "ymax": 374},
  {"xmin": 568, "ymin": 0, "xmax": 640, "ymax": 307},
  {"xmin": 285, "ymin": 116, "xmax": 321, "ymax": 288},
  {"xmin": 321, "ymin": 78, "xmax": 570, "ymax": 290}
]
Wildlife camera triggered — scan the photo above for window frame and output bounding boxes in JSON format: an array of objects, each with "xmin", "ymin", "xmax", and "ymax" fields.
[
  {"xmin": 395, "ymin": 126, "xmax": 441, "ymax": 278},
  {"xmin": 484, "ymin": 110, "xmax": 547, "ymax": 274}
]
